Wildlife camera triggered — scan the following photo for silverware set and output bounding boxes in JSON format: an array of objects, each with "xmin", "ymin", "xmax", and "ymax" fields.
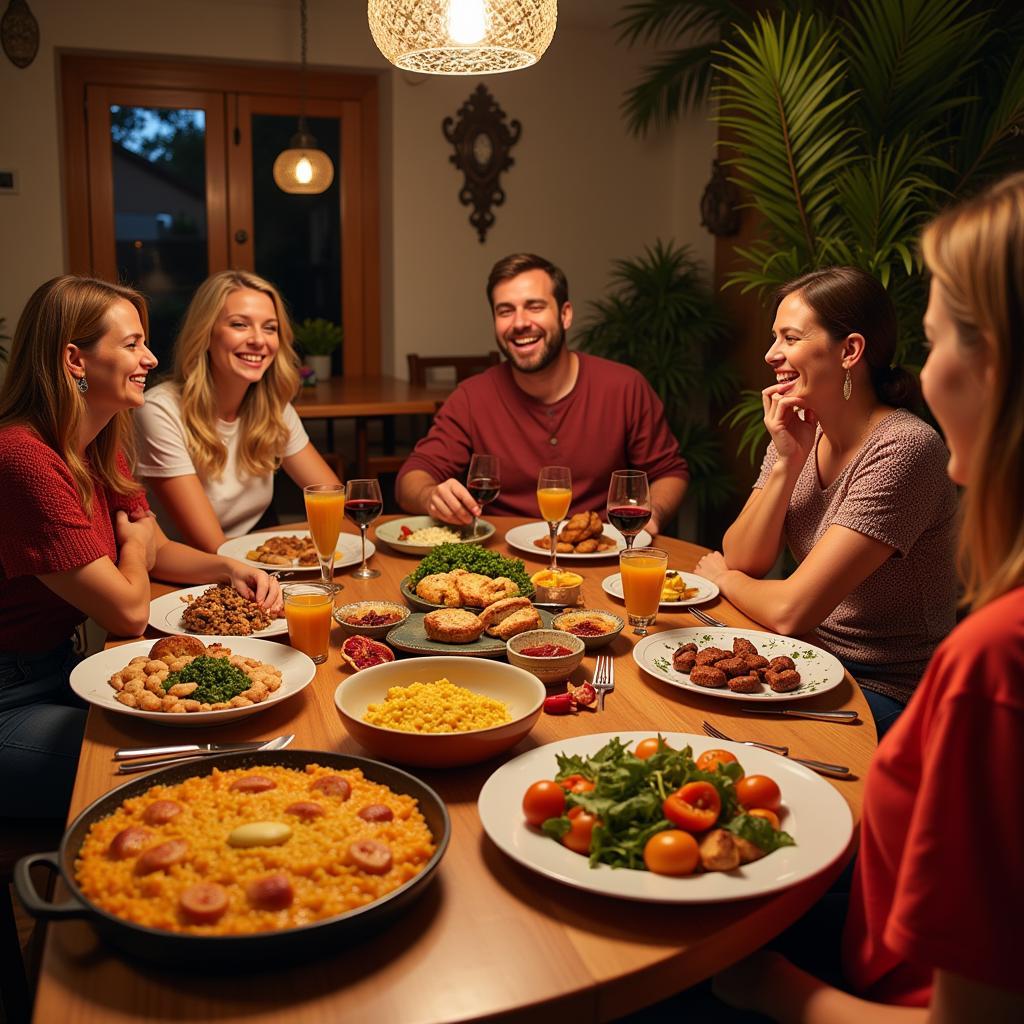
[
  {"xmin": 113, "ymin": 734, "xmax": 294, "ymax": 774},
  {"xmin": 702, "ymin": 721, "xmax": 851, "ymax": 778}
]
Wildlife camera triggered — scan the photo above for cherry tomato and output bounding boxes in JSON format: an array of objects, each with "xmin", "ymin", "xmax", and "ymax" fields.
[
  {"xmin": 558, "ymin": 774, "xmax": 596, "ymax": 794},
  {"xmin": 643, "ymin": 830, "xmax": 699, "ymax": 876},
  {"xmin": 748, "ymin": 808, "xmax": 780, "ymax": 830},
  {"xmin": 696, "ymin": 748, "xmax": 741, "ymax": 776},
  {"xmin": 736, "ymin": 775, "xmax": 782, "ymax": 812},
  {"xmin": 634, "ymin": 737, "xmax": 668, "ymax": 760},
  {"xmin": 662, "ymin": 781, "xmax": 722, "ymax": 832},
  {"xmin": 522, "ymin": 780, "xmax": 566, "ymax": 826},
  {"xmin": 561, "ymin": 806, "xmax": 600, "ymax": 855}
]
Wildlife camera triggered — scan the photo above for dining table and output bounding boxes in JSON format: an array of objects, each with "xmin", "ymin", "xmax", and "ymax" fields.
[
  {"xmin": 292, "ymin": 375, "xmax": 450, "ymax": 478},
  {"xmin": 32, "ymin": 516, "xmax": 877, "ymax": 1024}
]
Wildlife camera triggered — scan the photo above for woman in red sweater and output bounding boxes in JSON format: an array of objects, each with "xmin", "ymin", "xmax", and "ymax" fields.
[
  {"xmin": 713, "ymin": 177, "xmax": 1024, "ymax": 1020},
  {"xmin": 0, "ymin": 276, "xmax": 281, "ymax": 819}
]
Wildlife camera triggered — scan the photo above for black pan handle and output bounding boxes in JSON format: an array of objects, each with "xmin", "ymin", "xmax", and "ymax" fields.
[{"xmin": 14, "ymin": 852, "xmax": 90, "ymax": 920}]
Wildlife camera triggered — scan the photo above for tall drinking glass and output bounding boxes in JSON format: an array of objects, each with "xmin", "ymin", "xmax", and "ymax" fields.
[
  {"xmin": 619, "ymin": 546, "xmax": 668, "ymax": 636},
  {"xmin": 607, "ymin": 470, "xmax": 652, "ymax": 550},
  {"xmin": 344, "ymin": 478, "xmax": 382, "ymax": 580},
  {"xmin": 282, "ymin": 583, "xmax": 334, "ymax": 664},
  {"xmin": 537, "ymin": 466, "xmax": 572, "ymax": 572},
  {"xmin": 467, "ymin": 453, "xmax": 500, "ymax": 538},
  {"xmin": 303, "ymin": 483, "xmax": 345, "ymax": 590}
]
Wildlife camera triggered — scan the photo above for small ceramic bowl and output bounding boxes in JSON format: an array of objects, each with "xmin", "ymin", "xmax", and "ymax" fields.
[
  {"xmin": 529, "ymin": 570, "xmax": 584, "ymax": 607},
  {"xmin": 332, "ymin": 601, "xmax": 410, "ymax": 640},
  {"xmin": 550, "ymin": 609, "xmax": 625, "ymax": 650},
  {"xmin": 505, "ymin": 629, "xmax": 585, "ymax": 685},
  {"xmin": 334, "ymin": 656, "xmax": 545, "ymax": 768}
]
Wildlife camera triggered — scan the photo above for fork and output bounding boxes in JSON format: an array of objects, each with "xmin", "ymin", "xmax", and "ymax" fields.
[
  {"xmin": 690, "ymin": 607, "xmax": 726, "ymax": 627},
  {"xmin": 592, "ymin": 655, "xmax": 615, "ymax": 711},
  {"xmin": 702, "ymin": 721, "xmax": 851, "ymax": 778}
]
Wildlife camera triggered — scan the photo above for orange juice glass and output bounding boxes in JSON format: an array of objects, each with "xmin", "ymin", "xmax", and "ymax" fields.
[
  {"xmin": 536, "ymin": 487, "xmax": 572, "ymax": 523},
  {"xmin": 282, "ymin": 583, "xmax": 334, "ymax": 664},
  {"xmin": 304, "ymin": 484, "xmax": 345, "ymax": 588},
  {"xmin": 619, "ymin": 546, "xmax": 668, "ymax": 636},
  {"xmin": 537, "ymin": 466, "xmax": 572, "ymax": 572}
]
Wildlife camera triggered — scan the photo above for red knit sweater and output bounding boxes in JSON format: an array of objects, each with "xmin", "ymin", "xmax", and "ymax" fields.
[{"xmin": 0, "ymin": 425, "xmax": 149, "ymax": 653}]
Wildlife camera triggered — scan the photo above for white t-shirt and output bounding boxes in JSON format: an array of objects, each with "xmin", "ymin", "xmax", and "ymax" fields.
[{"xmin": 135, "ymin": 381, "xmax": 309, "ymax": 539}]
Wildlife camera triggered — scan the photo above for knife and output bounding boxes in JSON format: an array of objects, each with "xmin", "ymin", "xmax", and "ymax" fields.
[
  {"xmin": 114, "ymin": 734, "xmax": 294, "ymax": 775},
  {"xmin": 114, "ymin": 739, "xmax": 273, "ymax": 761},
  {"xmin": 739, "ymin": 708, "xmax": 860, "ymax": 723}
]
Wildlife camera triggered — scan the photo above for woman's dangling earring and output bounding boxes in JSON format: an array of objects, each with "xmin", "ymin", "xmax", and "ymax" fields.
[
  {"xmin": 77, "ymin": 374, "xmax": 89, "ymax": 394},
  {"xmin": 842, "ymin": 368, "xmax": 852, "ymax": 402}
]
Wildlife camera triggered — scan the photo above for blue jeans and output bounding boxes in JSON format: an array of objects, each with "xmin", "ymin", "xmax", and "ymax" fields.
[
  {"xmin": 840, "ymin": 658, "xmax": 907, "ymax": 741},
  {"xmin": 0, "ymin": 640, "xmax": 86, "ymax": 819}
]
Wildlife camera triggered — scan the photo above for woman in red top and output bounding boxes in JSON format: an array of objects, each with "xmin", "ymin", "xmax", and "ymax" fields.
[
  {"xmin": 713, "ymin": 176, "xmax": 1024, "ymax": 1020},
  {"xmin": 0, "ymin": 276, "xmax": 281, "ymax": 819}
]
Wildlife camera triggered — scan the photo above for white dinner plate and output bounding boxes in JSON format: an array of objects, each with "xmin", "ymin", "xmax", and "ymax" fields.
[
  {"xmin": 148, "ymin": 587, "xmax": 288, "ymax": 639},
  {"xmin": 633, "ymin": 627, "xmax": 845, "ymax": 703},
  {"xmin": 478, "ymin": 731, "xmax": 853, "ymax": 903},
  {"xmin": 217, "ymin": 530, "xmax": 374, "ymax": 573},
  {"xmin": 69, "ymin": 636, "xmax": 316, "ymax": 728},
  {"xmin": 504, "ymin": 522, "xmax": 653, "ymax": 561},
  {"xmin": 602, "ymin": 571, "xmax": 719, "ymax": 608},
  {"xmin": 374, "ymin": 515, "xmax": 496, "ymax": 556}
]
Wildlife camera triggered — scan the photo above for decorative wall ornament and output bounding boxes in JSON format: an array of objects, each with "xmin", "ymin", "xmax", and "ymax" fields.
[
  {"xmin": 700, "ymin": 159, "xmax": 742, "ymax": 237},
  {"xmin": 368, "ymin": 0, "xmax": 557, "ymax": 76},
  {"xmin": 443, "ymin": 83, "xmax": 521, "ymax": 243},
  {"xmin": 2, "ymin": 0, "xmax": 39, "ymax": 69}
]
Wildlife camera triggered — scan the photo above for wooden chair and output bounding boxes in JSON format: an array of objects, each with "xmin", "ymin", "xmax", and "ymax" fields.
[
  {"xmin": 363, "ymin": 352, "xmax": 500, "ymax": 478},
  {"xmin": 1, "ymin": 820, "xmax": 62, "ymax": 1024}
]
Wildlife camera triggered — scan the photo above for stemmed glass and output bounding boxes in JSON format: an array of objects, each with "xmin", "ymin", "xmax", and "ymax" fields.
[
  {"xmin": 303, "ymin": 484, "xmax": 345, "ymax": 591},
  {"xmin": 344, "ymin": 478, "xmax": 383, "ymax": 580},
  {"xmin": 536, "ymin": 466, "xmax": 572, "ymax": 572},
  {"xmin": 607, "ymin": 470, "xmax": 652, "ymax": 550},
  {"xmin": 467, "ymin": 453, "xmax": 500, "ymax": 538}
]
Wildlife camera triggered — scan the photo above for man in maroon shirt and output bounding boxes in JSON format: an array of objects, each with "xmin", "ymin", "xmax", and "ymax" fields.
[{"xmin": 396, "ymin": 253, "xmax": 688, "ymax": 532}]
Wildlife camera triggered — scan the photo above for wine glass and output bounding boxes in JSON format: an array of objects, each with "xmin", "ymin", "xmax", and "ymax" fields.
[
  {"xmin": 344, "ymin": 478, "xmax": 383, "ymax": 580},
  {"xmin": 607, "ymin": 470, "xmax": 652, "ymax": 550},
  {"xmin": 467, "ymin": 453, "xmax": 500, "ymax": 537},
  {"xmin": 536, "ymin": 466, "xmax": 572, "ymax": 572},
  {"xmin": 303, "ymin": 483, "xmax": 345, "ymax": 591}
]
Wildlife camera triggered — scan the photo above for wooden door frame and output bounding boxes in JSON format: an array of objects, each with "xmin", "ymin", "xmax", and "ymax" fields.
[{"xmin": 60, "ymin": 52, "xmax": 382, "ymax": 376}]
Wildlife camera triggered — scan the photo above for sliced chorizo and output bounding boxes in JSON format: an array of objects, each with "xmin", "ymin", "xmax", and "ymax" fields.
[
  {"xmin": 246, "ymin": 873, "xmax": 295, "ymax": 911},
  {"xmin": 109, "ymin": 826, "xmax": 153, "ymax": 860},
  {"xmin": 347, "ymin": 839, "xmax": 392, "ymax": 875},
  {"xmin": 311, "ymin": 775, "xmax": 351, "ymax": 800},
  {"xmin": 143, "ymin": 800, "xmax": 183, "ymax": 826},
  {"xmin": 179, "ymin": 882, "xmax": 228, "ymax": 924},
  {"xmin": 229, "ymin": 775, "xmax": 277, "ymax": 793},
  {"xmin": 285, "ymin": 801, "xmax": 325, "ymax": 822},
  {"xmin": 135, "ymin": 839, "xmax": 189, "ymax": 875},
  {"xmin": 357, "ymin": 804, "xmax": 394, "ymax": 823}
]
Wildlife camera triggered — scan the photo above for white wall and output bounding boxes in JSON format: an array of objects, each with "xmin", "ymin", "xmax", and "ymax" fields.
[{"xmin": 0, "ymin": 0, "xmax": 715, "ymax": 373}]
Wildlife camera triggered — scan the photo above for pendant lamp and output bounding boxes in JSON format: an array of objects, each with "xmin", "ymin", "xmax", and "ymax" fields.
[
  {"xmin": 273, "ymin": 0, "xmax": 334, "ymax": 194},
  {"xmin": 368, "ymin": 0, "xmax": 557, "ymax": 76}
]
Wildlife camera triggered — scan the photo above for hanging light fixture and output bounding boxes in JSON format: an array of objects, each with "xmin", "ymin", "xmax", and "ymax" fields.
[
  {"xmin": 367, "ymin": 0, "xmax": 558, "ymax": 76},
  {"xmin": 274, "ymin": 0, "xmax": 335, "ymax": 194}
]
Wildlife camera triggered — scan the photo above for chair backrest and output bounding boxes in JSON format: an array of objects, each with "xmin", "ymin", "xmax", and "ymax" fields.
[{"xmin": 407, "ymin": 351, "xmax": 500, "ymax": 388}]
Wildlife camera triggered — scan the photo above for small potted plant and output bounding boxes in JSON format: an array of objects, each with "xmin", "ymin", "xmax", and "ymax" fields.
[{"xmin": 293, "ymin": 317, "xmax": 343, "ymax": 383}]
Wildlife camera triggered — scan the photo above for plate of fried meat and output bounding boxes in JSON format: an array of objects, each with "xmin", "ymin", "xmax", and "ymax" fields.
[{"xmin": 505, "ymin": 512, "xmax": 652, "ymax": 560}]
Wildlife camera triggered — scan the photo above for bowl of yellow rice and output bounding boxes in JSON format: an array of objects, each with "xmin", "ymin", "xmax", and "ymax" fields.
[{"xmin": 334, "ymin": 657, "xmax": 545, "ymax": 767}]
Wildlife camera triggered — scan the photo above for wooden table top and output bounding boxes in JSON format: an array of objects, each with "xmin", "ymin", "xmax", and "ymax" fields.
[
  {"xmin": 292, "ymin": 375, "xmax": 450, "ymax": 418},
  {"xmin": 34, "ymin": 517, "xmax": 875, "ymax": 1024}
]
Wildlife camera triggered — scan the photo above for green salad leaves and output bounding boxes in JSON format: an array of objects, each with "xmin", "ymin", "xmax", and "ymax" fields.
[
  {"xmin": 540, "ymin": 737, "xmax": 794, "ymax": 870},
  {"xmin": 407, "ymin": 543, "xmax": 535, "ymax": 597}
]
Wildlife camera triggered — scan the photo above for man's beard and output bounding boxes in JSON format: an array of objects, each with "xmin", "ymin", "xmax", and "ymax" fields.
[{"xmin": 500, "ymin": 322, "xmax": 565, "ymax": 374}]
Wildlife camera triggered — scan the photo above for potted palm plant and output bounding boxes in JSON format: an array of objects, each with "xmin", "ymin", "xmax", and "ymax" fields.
[
  {"xmin": 574, "ymin": 241, "xmax": 736, "ymax": 512},
  {"xmin": 293, "ymin": 317, "xmax": 343, "ymax": 382}
]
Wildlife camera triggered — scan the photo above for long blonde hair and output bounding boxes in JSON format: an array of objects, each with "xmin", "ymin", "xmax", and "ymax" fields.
[
  {"xmin": 921, "ymin": 172, "xmax": 1024, "ymax": 610},
  {"xmin": 0, "ymin": 275, "xmax": 145, "ymax": 513},
  {"xmin": 172, "ymin": 270, "xmax": 300, "ymax": 481}
]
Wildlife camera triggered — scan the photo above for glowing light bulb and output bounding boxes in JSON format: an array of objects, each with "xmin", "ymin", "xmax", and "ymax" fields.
[
  {"xmin": 295, "ymin": 157, "xmax": 314, "ymax": 185},
  {"xmin": 447, "ymin": 0, "xmax": 486, "ymax": 45}
]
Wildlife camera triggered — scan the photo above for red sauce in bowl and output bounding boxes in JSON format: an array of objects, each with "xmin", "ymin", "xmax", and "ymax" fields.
[
  {"xmin": 519, "ymin": 643, "xmax": 574, "ymax": 658},
  {"xmin": 566, "ymin": 621, "xmax": 612, "ymax": 637},
  {"xmin": 346, "ymin": 610, "xmax": 402, "ymax": 627}
]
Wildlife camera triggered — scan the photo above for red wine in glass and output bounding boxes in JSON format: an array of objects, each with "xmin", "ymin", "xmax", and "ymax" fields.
[
  {"xmin": 468, "ymin": 478, "xmax": 500, "ymax": 506},
  {"xmin": 607, "ymin": 469, "xmax": 651, "ymax": 550},
  {"xmin": 608, "ymin": 505, "xmax": 652, "ymax": 536},
  {"xmin": 344, "ymin": 498, "xmax": 383, "ymax": 528},
  {"xmin": 467, "ymin": 454, "xmax": 499, "ymax": 537}
]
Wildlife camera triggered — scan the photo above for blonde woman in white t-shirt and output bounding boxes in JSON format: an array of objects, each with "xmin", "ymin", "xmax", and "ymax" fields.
[{"xmin": 135, "ymin": 270, "xmax": 341, "ymax": 551}]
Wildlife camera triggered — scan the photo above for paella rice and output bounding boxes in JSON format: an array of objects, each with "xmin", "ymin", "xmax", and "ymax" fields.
[{"xmin": 74, "ymin": 764, "xmax": 436, "ymax": 934}]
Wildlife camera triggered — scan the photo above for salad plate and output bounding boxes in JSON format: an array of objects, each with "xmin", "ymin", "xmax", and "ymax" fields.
[
  {"xmin": 69, "ymin": 636, "xmax": 316, "ymax": 728},
  {"xmin": 633, "ymin": 627, "xmax": 845, "ymax": 703},
  {"xmin": 148, "ymin": 588, "xmax": 288, "ymax": 639},
  {"xmin": 478, "ymin": 731, "xmax": 853, "ymax": 903},
  {"xmin": 602, "ymin": 571, "xmax": 719, "ymax": 608},
  {"xmin": 504, "ymin": 522, "xmax": 652, "ymax": 561},
  {"xmin": 217, "ymin": 530, "xmax": 372, "ymax": 573},
  {"xmin": 374, "ymin": 516, "xmax": 495, "ymax": 556}
]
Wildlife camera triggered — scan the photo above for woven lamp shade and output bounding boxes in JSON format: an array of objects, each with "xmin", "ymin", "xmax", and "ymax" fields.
[{"xmin": 368, "ymin": 0, "xmax": 557, "ymax": 75}]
